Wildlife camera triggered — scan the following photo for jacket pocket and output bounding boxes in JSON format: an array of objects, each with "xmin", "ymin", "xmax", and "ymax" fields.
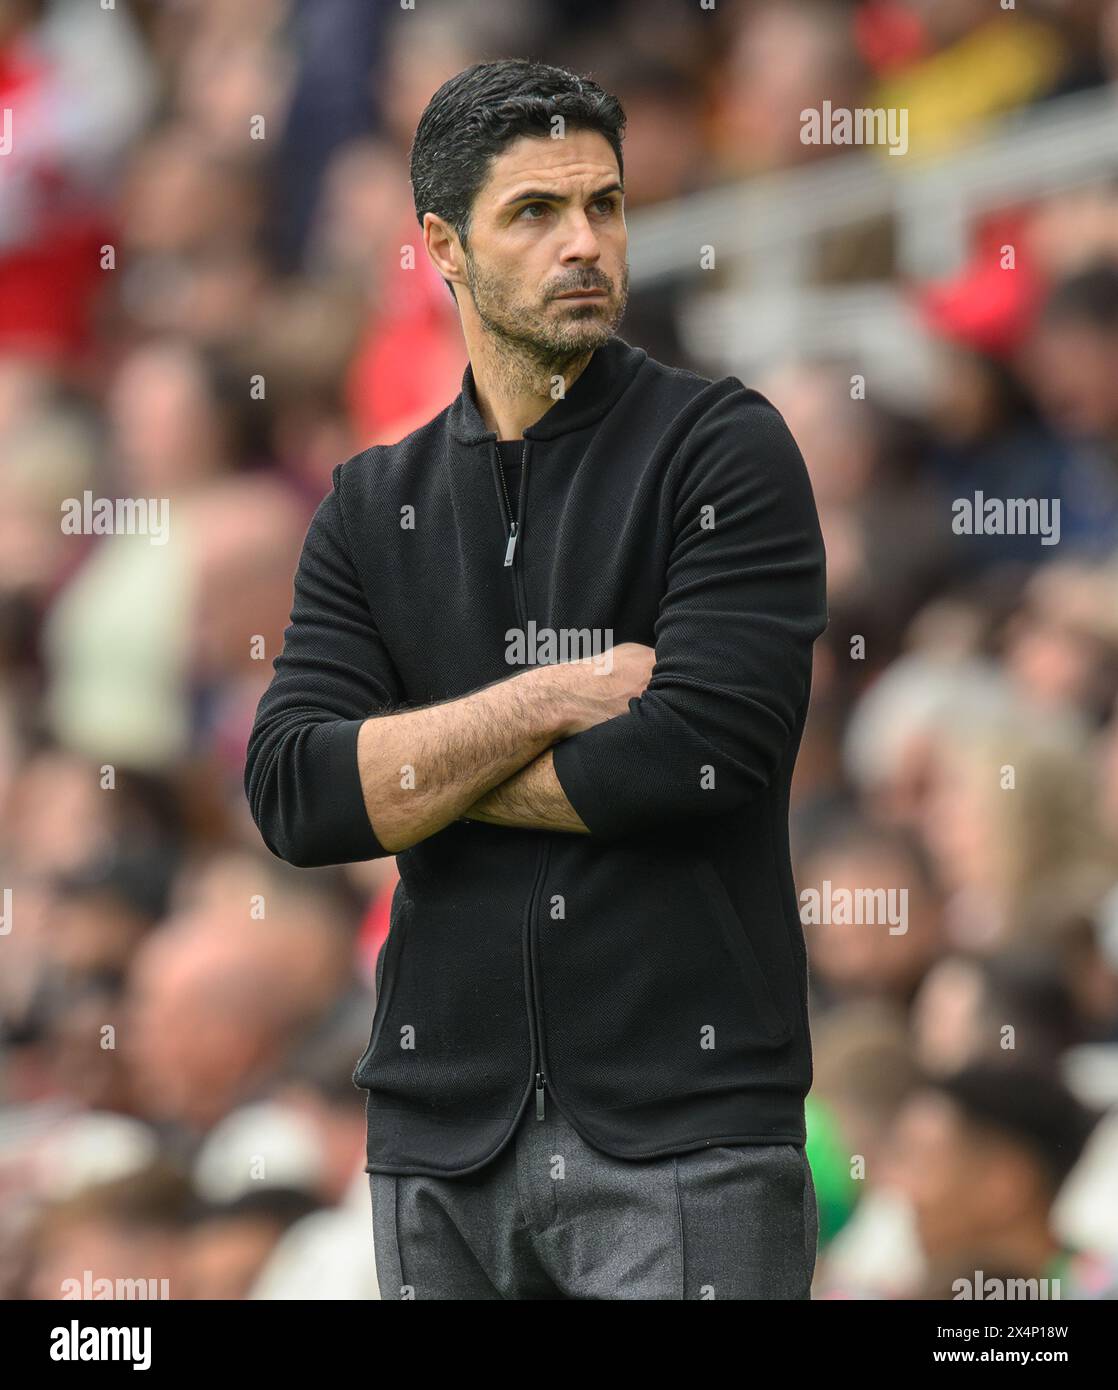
[
  {"xmin": 351, "ymin": 913, "xmax": 408, "ymax": 1086},
  {"xmin": 689, "ymin": 858, "xmax": 794, "ymax": 1047}
]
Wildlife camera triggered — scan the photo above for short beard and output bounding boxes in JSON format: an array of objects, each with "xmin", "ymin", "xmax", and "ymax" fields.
[{"xmin": 463, "ymin": 245, "xmax": 629, "ymax": 388}]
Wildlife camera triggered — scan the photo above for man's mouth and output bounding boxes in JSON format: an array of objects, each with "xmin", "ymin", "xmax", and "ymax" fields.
[{"xmin": 554, "ymin": 289, "xmax": 608, "ymax": 301}]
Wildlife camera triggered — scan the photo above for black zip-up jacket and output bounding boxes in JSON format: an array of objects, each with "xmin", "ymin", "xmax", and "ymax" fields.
[{"xmin": 244, "ymin": 334, "xmax": 828, "ymax": 1176}]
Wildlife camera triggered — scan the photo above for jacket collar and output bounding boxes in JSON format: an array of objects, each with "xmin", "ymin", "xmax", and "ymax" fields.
[{"xmin": 448, "ymin": 333, "xmax": 647, "ymax": 445}]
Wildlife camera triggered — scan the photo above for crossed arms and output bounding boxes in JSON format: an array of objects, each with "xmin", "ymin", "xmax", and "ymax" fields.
[
  {"xmin": 354, "ymin": 644, "xmax": 656, "ymax": 852},
  {"xmin": 244, "ymin": 388, "xmax": 828, "ymax": 868}
]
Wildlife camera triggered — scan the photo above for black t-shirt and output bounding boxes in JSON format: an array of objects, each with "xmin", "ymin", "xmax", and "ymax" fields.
[{"xmin": 496, "ymin": 439, "xmax": 524, "ymax": 519}]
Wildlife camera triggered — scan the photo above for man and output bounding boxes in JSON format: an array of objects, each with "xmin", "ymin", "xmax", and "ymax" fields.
[
  {"xmin": 882, "ymin": 1062, "xmax": 1106, "ymax": 1300},
  {"xmin": 245, "ymin": 58, "xmax": 828, "ymax": 1300}
]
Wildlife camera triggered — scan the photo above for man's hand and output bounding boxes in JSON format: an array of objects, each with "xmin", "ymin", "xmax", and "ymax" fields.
[
  {"xmin": 356, "ymin": 662, "xmax": 572, "ymax": 854},
  {"xmin": 459, "ymin": 642, "xmax": 656, "ymax": 833},
  {"xmin": 556, "ymin": 642, "xmax": 656, "ymax": 735},
  {"xmin": 358, "ymin": 642, "xmax": 655, "ymax": 852}
]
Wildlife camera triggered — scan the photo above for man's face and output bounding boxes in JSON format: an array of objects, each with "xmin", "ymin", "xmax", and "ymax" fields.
[
  {"xmin": 883, "ymin": 1092, "xmax": 1016, "ymax": 1262},
  {"xmin": 452, "ymin": 128, "xmax": 629, "ymax": 365},
  {"xmin": 1029, "ymin": 321, "xmax": 1118, "ymax": 439}
]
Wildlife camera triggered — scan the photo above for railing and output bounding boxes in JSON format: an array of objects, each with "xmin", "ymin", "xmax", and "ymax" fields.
[{"xmin": 625, "ymin": 84, "xmax": 1118, "ymax": 390}]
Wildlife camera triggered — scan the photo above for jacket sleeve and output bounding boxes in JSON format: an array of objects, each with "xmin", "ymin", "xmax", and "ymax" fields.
[
  {"xmin": 550, "ymin": 387, "xmax": 828, "ymax": 841},
  {"xmin": 244, "ymin": 465, "xmax": 404, "ymax": 867}
]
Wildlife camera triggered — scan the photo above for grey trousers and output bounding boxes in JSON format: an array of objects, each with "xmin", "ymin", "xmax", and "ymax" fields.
[{"xmin": 369, "ymin": 1101, "xmax": 818, "ymax": 1300}]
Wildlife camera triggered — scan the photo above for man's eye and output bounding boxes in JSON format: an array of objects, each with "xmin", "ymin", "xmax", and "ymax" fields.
[
  {"xmin": 593, "ymin": 198, "xmax": 617, "ymax": 215},
  {"xmin": 518, "ymin": 203, "xmax": 547, "ymax": 219}
]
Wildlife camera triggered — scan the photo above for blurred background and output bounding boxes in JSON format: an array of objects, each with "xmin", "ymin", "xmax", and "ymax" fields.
[{"xmin": 3, "ymin": 0, "xmax": 1118, "ymax": 1301}]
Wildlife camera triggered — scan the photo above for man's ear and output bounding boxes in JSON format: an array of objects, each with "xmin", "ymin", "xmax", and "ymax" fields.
[{"xmin": 423, "ymin": 212, "xmax": 465, "ymax": 294}]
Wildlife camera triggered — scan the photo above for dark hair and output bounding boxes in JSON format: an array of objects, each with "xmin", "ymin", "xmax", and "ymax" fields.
[
  {"xmin": 798, "ymin": 807, "xmax": 943, "ymax": 902},
  {"xmin": 409, "ymin": 58, "xmax": 626, "ymax": 301},
  {"xmin": 931, "ymin": 1061, "xmax": 1101, "ymax": 1199},
  {"xmin": 1041, "ymin": 261, "xmax": 1118, "ymax": 333}
]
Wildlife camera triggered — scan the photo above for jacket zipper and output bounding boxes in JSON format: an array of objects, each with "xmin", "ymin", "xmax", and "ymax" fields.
[
  {"xmin": 527, "ymin": 842, "xmax": 551, "ymax": 1121},
  {"xmin": 495, "ymin": 440, "xmax": 526, "ymax": 571},
  {"xmin": 490, "ymin": 438, "xmax": 550, "ymax": 1120}
]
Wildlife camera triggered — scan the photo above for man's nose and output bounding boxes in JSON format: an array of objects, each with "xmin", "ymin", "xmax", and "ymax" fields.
[{"xmin": 559, "ymin": 212, "xmax": 602, "ymax": 263}]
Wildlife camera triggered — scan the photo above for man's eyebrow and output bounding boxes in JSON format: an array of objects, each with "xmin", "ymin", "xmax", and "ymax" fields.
[{"xmin": 501, "ymin": 181, "xmax": 624, "ymax": 209}]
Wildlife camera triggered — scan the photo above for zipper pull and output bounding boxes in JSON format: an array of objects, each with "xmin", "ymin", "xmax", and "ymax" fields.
[
  {"xmin": 535, "ymin": 1071, "xmax": 546, "ymax": 1120},
  {"xmin": 504, "ymin": 520, "xmax": 519, "ymax": 568}
]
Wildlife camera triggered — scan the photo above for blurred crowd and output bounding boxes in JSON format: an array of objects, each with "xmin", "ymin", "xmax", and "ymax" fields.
[{"xmin": 3, "ymin": 0, "xmax": 1118, "ymax": 1300}]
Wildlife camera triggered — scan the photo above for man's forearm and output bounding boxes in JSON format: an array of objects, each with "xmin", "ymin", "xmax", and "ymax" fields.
[
  {"xmin": 461, "ymin": 747, "xmax": 589, "ymax": 834},
  {"xmin": 357, "ymin": 665, "xmax": 575, "ymax": 853}
]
